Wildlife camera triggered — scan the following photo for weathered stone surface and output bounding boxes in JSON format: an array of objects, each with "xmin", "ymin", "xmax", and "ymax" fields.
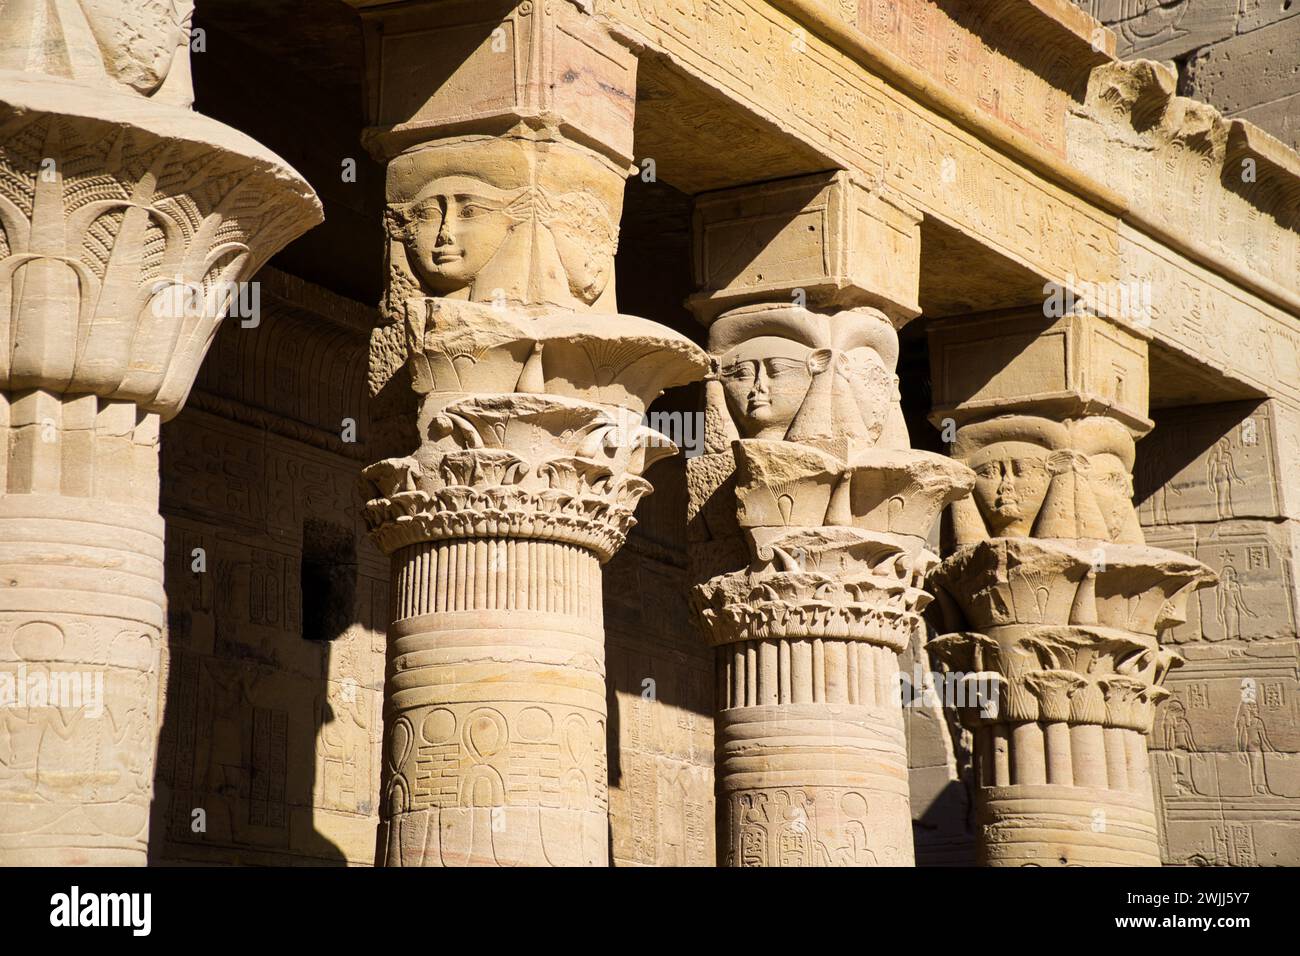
[
  {"xmin": 1238, "ymin": 92, "xmax": 1300, "ymax": 152},
  {"xmin": 8, "ymin": 0, "xmax": 1300, "ymax": 870},
  {"xmin": 149, "ymin": 272, "xmax": 385, "ymax": 866},
  {"xmin": 0, "ymin": 9, "xmax": 320, "ymax": 865},
  {"xmin": 1183, "ymin": 16, "xmax": 1300, "ymax": 116},
  {"xmin": 1136, "ymin": 398, "xmax": 1300, "ymax": 866},
  {"xmin": 1076, "ymin": 0, "xmax": 1237, "ymax": 60}
]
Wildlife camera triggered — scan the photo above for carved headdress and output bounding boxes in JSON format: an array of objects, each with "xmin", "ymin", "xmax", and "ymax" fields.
[
  {"xmin": 385, "ymin": 134, "xmax": 624, "ymax": 315},
  {"xmin": 709, "ymin": 304, "xmax": 907, "ymax": 459}
]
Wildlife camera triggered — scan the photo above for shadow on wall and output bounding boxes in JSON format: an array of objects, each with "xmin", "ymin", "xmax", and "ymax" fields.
[
  {"xmin": 1134, "ymin": 400, "xmax": 1264, "ymax": 512},
  {"xmin": 146, "ymin": 285, "xmax": 383, "ymax": 865},
  {"xmin": 147, "ymin": 478, "xmax": 369, "ymax": 864}
]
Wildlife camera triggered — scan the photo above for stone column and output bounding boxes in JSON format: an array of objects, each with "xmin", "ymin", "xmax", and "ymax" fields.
[
  {"xmin": 352, "ymin": 1, "xmax": 707, "ymax": 866},
  {"xmin": 685, "ymin": 174, "xmax": 973, "ymax": 866},
  {"xmin": 926, "ymin": 309, "xmax": 1216, "ymax": 866},
  {"xmin": 0, "ymin": 6, "xmax": 320, "ymax": 864}
]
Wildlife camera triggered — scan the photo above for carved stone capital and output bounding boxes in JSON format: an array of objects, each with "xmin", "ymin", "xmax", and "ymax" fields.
[
  {"xmin": 0, "ymin": 1, "xmax": 196, "ymax": 105},
  {"xmin": 930, "ymin": 537, "xmax": 1215, "ymax": 638},
  {"xmin": 364, "ymin": 296, "xmax": 707, "ymax": 560},
  {"xmin": 0, "ymin": 75, "xmax": 322, "ymax": 417},
  {"xmin": 927, "ymin": 623, "xmax": 1184, "ymax": 734},
  {"xmin": 684, "ymin": 247, "xmax": 971, "ymax": 867},
  {"xmin": 383, "ymin": 135, "xmax": 630, "ymax": 314}
]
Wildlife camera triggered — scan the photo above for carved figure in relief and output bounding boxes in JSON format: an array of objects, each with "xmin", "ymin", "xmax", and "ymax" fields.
[
  {"xmin": 385, "ymin": 137, "xmax": 622, "ymax": 313},
  {"xmin": 1140, "ymin": 449, "xmax": 1182, "ymax": 526},
  {"xmin": 1214, "ymin": 563, "xmax": 1257, "ymax": 641},
  {"xmin": 950, "ymin": 416, "xmax": 1144, "ymax": 544},
  {"xmin": 317, "ymin": 690, "xmax": 366, "ymax": 811},
  {"xmin": 1207, "ymin": 438, "xmax": 1244, "ymax": 520},
  {"xmin": 0, "ymin": 672, "xmax": 82, "ymax": 783},
  {"xmin": 952, "ymin": 418, "xmax": 1065, "ymax": 542},
  {"xmin": 709, "ymin": 305, "xmax": 906, "ymax": 459},
  {"xmin": 719, "ymin": 348, "xmax": 819, "ymax": 441},
  {"xmin": 1234, "ymin": 701, "xmax": 1277, "ymax": 796},
  {"xmin": 194, "ymin": 664, "xmax": 256, "ymax": 802},
  {"xmin": 1161, "ymin": 697, "xmax": 1200, "ymax": 796},
  {"xmin": 1072, "ymin": 418, "xmax": 1144, "ymax": 544},
  {"xmin": 394, "ymin": 176, "xmax": 529, "ymax": 299}
]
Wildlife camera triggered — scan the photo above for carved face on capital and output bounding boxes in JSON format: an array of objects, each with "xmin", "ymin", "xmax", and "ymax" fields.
[
  {"xmin": 388, "ymin": 140, "xmax": 623, "ymax": 308},
  {"xmin": 79, "ymin": 0, "xmax": 193, "ymax": 96},
  {"xmin": 967, "ymin": 441, "xmax": 1054, "ymax": 537},
  {"xmin": 1088, "ymin": 451, "xmax": 1137, "ymax": 540},
  {"xmin": 398, "ymin": 175, "xmax": 525, "ymax": 298},
  {"xmin": 546, "ymin": 190, "xmax": 618, "ymax": 305},
  {"xmin": 719, "ymin": 338, "xmax": 813, "ymax": 440}
]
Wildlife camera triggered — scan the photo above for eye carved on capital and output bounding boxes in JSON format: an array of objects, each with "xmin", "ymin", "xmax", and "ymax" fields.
[
  {"xmin": 692, "ymin": 302, "xmax": 974, "ymax": 654},
  {"xmin": 707, "ymin": 304, "xmax": 906, "ymax": 457}
]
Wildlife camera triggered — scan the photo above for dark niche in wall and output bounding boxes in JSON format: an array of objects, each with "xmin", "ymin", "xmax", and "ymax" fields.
[{"xmin": 301, "ymin": 519, "xmax": 358, "ymax": 643}]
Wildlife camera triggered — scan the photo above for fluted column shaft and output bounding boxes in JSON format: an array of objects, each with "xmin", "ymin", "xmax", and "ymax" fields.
[
  {"xmin": 378, "ymin": 538, "xmax": 608, "ymax": 866},
  {"xmin": 0, "ymin": 393, "xmax": 163, "ymax": 864},
  {"xmin": 714, "ymin": 636, "xmax": 912, "ymax": 866},
  {"xmin": 969, "ymin": 718, "xmax": 1158, "ymax": 866}
]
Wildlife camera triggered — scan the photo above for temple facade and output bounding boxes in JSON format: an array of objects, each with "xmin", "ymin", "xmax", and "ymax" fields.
[{"xmin": 1, "ymin": 0, "xmax": 1298, "ymax": 867}]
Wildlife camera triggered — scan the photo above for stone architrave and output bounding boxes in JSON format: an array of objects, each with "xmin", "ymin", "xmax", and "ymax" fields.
[
  {"xmin": 353, "ymin": 0, "xmax": 708, "ymax": 866},
  {"xmin": 686, "ymin": 174, "xmax": 973, "ymax": 867},
  {"xmin": 927, "ymin": 308, "xmax": 1216, "ymax": 866},
  {"xmin": 0, "ymin": 3, "xmax": 321, "ymax": 864}
]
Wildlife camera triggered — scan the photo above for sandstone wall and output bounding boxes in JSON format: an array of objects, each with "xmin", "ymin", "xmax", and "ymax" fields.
[
  {"xmin": 151, "ymin": 272, "xmax": 387, "ymax": 865},
  {"xmin": 1076, "ymin": 1, "xmax": 1300, "ymax": 151},
  {"xmin": 1136, "ymin": 400, "xmax": 1300, "ymax": 865}
]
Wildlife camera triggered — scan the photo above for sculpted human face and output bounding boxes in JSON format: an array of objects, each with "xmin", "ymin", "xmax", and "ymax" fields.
[
  {"xmin": 969, "ymin": 442, "xmax": 1052, "ymax": 537},
  {"xmin": 720, "ymin": 355, "xmax": 812, "ymax": 439},
  {"xmin": 402, "ymin": 176, "xmax": 522, "ymax": 296},
  {"xmin": 548, "ymin": 191, "xmax": 617, "ymax": 305},
  {"xmin": 1088, "ymin": 452, "xmax": 1136, "ymax": 541}
]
